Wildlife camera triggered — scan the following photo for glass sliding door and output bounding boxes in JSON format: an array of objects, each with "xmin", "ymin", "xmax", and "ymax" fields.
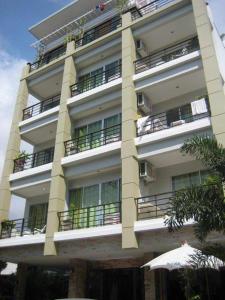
[
  {"xmin": 88, "ymin": 121, "xmax": 102, "ymax": 149},
  {"xmin": 101, "ymin": 180, "xmax": 120, "ymax": 224},
  {"xmin": 104, "ymin": 114, "xmax": 121, "ymax": 144},
  {"xmin": 172, "ymin": 170, "xmax": 211, "ymax": 191},
  {"xmin": 28, "ymin": 203, "xmax": 48, "ymax": 230},
  {"xmin": 74, "ymin": 126, "xmax": 88, "ymax": 152},
  {"xmin": 105, "ymin": 60, "xmax": 121, "ymax": 83}
]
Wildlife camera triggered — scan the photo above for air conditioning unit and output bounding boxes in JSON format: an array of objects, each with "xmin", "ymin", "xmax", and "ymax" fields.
[
  {"xmin": 139, "ymin": 161, "xmax": 156, "ymax": 182},
  {"xmin": 137, "ymin": 93, "xmax": 152, "ymax": 115},
  {"xmin": 136, "ymin": 40, "xmax": 148, "ymax": 57}
]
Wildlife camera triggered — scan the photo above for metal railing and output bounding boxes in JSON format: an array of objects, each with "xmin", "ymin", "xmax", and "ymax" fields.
[
  {"xmin": 65, "ymin": 124, "xmax": 121, "ymax": 156},
  {"xmin": 130, "ymin": 0, "xmax": 175, "ymax": 20},
  {"xmin": 134, "ymin": 36, "xmax": 199, "ymax": 74},
  {"xmin": 71, "ymin": 63, "xmax": 121, "ymax": 96},
  {"xmin": 0, "ymin": 217, "xmax": 47, "ymax": 239},
  {"xmin": 13, "ymin": 147, "xmax": 54, "ymax": 173},
  {"xmin": 136, "ymin": 184, "xmax": 221, "ymax": 221},
  {"xmin": 29, "ymin": 44, "xmax": 66, "ymax": 72},
  {"xmin": 58, "ymin": 201, "xmax": 121, "ymax": 231},
  {"xmin": 75, "ymin": 16, "xmax": 122, "ymax": 48},
  {"xmin": 136, "ymin": 192, "xmax": 172, "ymax": 220},
  {"xmin": 22, "ymin": 94, "xmax": 60, "ymax": 120},
  {"xmin": 137, "ymin": 99, "xmax": 210, "ymax": 137}
]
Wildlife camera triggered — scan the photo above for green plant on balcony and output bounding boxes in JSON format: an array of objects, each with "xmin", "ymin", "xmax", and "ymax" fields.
[
  {"xmin": 116, "ymin": 0, "xmax": 129, "ymax": 14},
  {"xmin": 1, "ymin": 220, "xmax": 15, "ymax": 230},
  {"xmin": 35, "ymin": 43, "xmax": 45, "ymax": 62},
  {"xmin": 15, "ymin": 150, "xmax": 30, "ymax": 171}
]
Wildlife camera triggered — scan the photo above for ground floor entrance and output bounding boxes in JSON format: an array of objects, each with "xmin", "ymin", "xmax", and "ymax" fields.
[{"xmin": 87, "ymin": 268, "xmax": 145, "ymax": 300}]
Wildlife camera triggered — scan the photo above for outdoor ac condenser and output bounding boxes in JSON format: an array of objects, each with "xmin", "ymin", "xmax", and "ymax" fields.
[
  {"xmin": 137, "ymin": 92, "xmax": 152, "ymax": 114},
  {"xmin": 136, "ymin": 39, "xmax": 148, "ymax": 57},
  {"xmin": 139, "ymin": 161, "xmax": 156, "ymax": 182}
]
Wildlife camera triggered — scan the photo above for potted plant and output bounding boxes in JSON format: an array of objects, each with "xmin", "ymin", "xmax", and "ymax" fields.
[
  {"xmin": 1, "ymin": 220, "xmax": 16, "ymax": 238},
  {"xmin": 14, "ymin": 151, "xmax": 30, "ymax": 172}
]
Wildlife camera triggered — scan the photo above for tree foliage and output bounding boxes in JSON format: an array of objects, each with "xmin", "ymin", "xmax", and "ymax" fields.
[{"xmin": 165, "ymin": 135, "xmax": 225, "ymax": 241}]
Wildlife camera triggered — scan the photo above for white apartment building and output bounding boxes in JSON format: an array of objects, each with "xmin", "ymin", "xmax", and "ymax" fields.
[{"xmin": 0, "ymin": 0, "xmax": 225, "ymax": 299}]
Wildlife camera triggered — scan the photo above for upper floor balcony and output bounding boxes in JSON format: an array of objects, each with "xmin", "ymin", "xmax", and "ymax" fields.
[
  {"xmin": 70, "ymin": 63, "xmax": 122, "ymax": 97},
  {"xmin": 130, "ymin": 0, "xmax": 176, "ymax": 21},
  {"xmin": 0, "ymin": 216, "xmax": 47, "ymax": 240},
  {"xmin": 28, "ymin": 44, "xmax": 66, "ymax": 72},
  {"xmin": 137, "ymin": 97, "xmax": 210, "ymax": 137},
  {"xmin": 23, "ymin": 94, "xmax": 60, "ymax": 120},
  {"xmin": 134, "ymin": 36, "xmax": 199, "ymax": 74},
  {"xmin": 64, "ymin": 124, "xmax": 121, "ymax": 157},
  {"xmin": 75, "ymin": 15, "xmax": 122, "ymax": 49},
  {"xmin": 13, "ymin": 147, "xmax": 54, "ymax": 173}
]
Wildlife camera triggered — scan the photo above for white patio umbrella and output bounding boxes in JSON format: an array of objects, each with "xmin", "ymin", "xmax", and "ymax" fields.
[
  {"xmin": 142, "ymin": 242, "xmax": 224, "ymax": 271},
  {"xmin": 142, "ymin": 242, "xmax": 224, "ymax": 300}
]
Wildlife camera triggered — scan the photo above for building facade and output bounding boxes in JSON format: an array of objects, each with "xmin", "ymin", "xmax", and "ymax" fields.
[{"xmin": 0, "ymin": 0, "xmax": 225, "ymax": 299}]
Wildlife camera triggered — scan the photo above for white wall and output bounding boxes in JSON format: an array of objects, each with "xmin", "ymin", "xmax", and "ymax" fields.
[
  {"xmin": 73, "ymin": 105, "xmax": 121, "ymax": 129},
  {"xmin": 78, "ymin": 52, "xmax": 121, "ymax": 76}
]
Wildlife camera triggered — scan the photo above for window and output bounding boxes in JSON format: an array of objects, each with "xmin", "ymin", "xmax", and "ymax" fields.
[
  {"xmin": 28, "ymin": 203, "xmax": 48, "ymax": 229},
  {"xmin": 166, "ymin": 104, "xmax": 192, "ymax": 127},
  {"xmin": 172, "ymin": 170, "xmax": 210, "ymax": 191}
]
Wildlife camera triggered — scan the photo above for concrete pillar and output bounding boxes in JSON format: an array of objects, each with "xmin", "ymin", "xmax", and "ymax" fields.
[
  {"xmin": 144, "ymin": 254, "xmax": 156, "ymax": 300},
  {"xmin": 0, "ymin": 65, "xmax": 30, "ymax": 222},
  {"xmin": 192, "ymin": 0, "xmax": 225, "ymax": 146},
  {"xmin": 14, "ymin": 263, "xmax": 28, "ymax": 300},
  {"xmin": 44, "ymin": 41, "xmax": 76, "ymax": 256},
  {"xmin": 68, "ymin": 259, "xmax": 88, "ymax": 298},
  {"xmin": 121, "ymin": 12, "xmax": 139, "ymax": 249}
]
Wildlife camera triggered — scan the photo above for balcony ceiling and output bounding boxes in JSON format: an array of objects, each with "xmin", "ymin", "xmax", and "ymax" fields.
[
  {"xmin": 135, "ymin": 9, "xmax": 197, "ymax": 54},
  {"xmin": 29, "ymin": 0, "xmax": 117, "ymax": 41}
]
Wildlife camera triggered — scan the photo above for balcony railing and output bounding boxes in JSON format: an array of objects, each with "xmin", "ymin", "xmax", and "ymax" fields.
[
  {"xmin": 75, "ymin": 16, "xmax": 122, "ymax": 49},
  {"xmin": 0, "ymin": 217, "xmax": 47, "ymax": 239},
  {"xmin": 134, "ymin": 36, "xmax": 199, "ymax": 74},
  {"xmin": 71, "ymin": 64, "xmax": 122, "ymax": 96},
  {"xmin": 130, "ymin": 0, "xmax": 175, "ymax": 20},
  {"xmin": 136, "ymin": 192, "xmax": 172, "ymax": 220},
  {"xmin": 136, "ymin": 185, "xmax": 220, "ymax": 221},
  {"xmin": 13, "ymin": 147, "xmax": 54, "ymax": 173},
  {"xmin": 58, "ymin": 201, "xmax": 121, "ymax": 231},
  {"xmin": 65, "ymin": 124, "xmax": 121, "ymax": 156},
  {"xmin": 23, "ymin": 94, "xmax": 60, "ymax": 120},
  {"xmin": 29, "ymin": 44, "xmax": 66, "ymax": 72},
  {"xmin": 137, "ymin": 98, "xmax": 210, "ymax": 137}
]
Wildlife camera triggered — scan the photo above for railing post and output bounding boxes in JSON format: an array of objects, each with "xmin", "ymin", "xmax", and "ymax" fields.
[
  {"xmin": 155, "ymin": 196, "xmax": 157, "ymax": 218},
  {"xmin": 87, "ymin": 207, "xmax": 90, "ymax": 228},
  {"xmin": 90, "ymin": 133, "xmax": 93, "ymax": 149},
  {"xmin": 21, "ymin": 218, "xmax": 25, "ymax": 237},
  {"xmin": 103, "ymin": 204, "xmax": 105, "ymax": 226}
]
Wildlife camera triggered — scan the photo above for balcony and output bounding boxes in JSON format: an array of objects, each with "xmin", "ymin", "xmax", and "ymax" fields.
[
  {"xmin": 64, "ymin": 124, "xmax": 121, "ymax": 156},
  {"xmin": 0, "ymin": 217, "xmax": 47, "ymax": 239},
  {"xmin": 130, "ymin": 0, "xmax": 176, "ymax": 21},
  {"xmin": 13, "ymin": 147, "xmax": 54, "ymax": 173},
  {"xmin": 134, "ymin": 37, "xmax": 199, "ymax": 74},
  {"xmin": 23, "ymin": 94, "xmax": 60, "ymax": 120},
  {"xmin": 58, "ymin": 201, "xmax": 121, "ymax": 232},
  {"xmin": 29, "ymin": 44, "xmax": 66, "ymax": 72},
  {"xmin": 75, "ymin": 16, "xmax": 122, "ymax": 49},
  {"xmin": 70, "ymin": 64, "xmax": 122, "ymax": 96},
  {"xmin": 136, "ymin": 192, "xmax": 172, "ymax": 221},
  {"xmin": 137, "ymin": 98, "xmax": 210, "ymax": 137}
]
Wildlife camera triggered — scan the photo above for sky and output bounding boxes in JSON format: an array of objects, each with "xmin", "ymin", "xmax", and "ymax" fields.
[{"xmin": 0, "ymin": 0, "xmax": 225, "ymax": 219}]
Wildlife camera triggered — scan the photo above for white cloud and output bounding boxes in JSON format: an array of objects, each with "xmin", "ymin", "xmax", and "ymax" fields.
[{"xmin": 0, "ymin": 47, "xmax": 27, "ymax": 219}]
